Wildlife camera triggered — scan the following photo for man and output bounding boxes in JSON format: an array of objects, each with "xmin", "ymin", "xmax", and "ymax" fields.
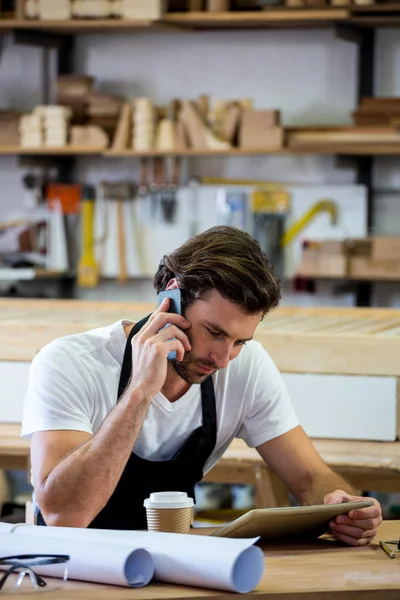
[{"xmin": 22, "ymin": 226, "xmax": 382, "ymax": 544}]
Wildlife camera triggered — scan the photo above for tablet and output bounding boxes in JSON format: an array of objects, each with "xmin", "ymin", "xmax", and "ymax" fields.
[{"xmin": 211, "ymin": 501, "xmax": 373, "ymax": 540}]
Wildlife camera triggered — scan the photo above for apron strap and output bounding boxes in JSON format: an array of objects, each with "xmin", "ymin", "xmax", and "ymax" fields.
[{"xmin": 118, "ymin": 315, "xmax": 151, "ymax": 399}]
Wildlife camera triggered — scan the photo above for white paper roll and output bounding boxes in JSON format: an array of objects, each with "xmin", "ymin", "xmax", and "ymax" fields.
[
  {"xmin": 5, "ymin": 524, "xmax": 264, "ymax": 593},
  {"xmin": 0, "ymin": 531, "xmax": 154, "ymax": 588}
]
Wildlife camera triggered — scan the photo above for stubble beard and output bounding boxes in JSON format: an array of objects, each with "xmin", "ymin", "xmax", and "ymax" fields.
[{"xmin": 171, "ymin": 350, "xmax": 218, "ymax": 384}]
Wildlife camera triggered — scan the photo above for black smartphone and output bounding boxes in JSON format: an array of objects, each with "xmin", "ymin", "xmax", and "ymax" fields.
[{"xmin": 157, "ymin": 289, "xmax": 182, "ymax": 361}]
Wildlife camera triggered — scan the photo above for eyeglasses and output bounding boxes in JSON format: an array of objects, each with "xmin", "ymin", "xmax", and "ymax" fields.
[
  {"xmin": 0, "ymin": 555, "xmax": 70, "ymax": 594},
  {"xmin": 385, "ymin": 540, "xmax": 400, "ymax": 550}
]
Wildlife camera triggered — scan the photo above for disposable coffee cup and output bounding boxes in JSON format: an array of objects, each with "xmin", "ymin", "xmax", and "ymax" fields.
[{"xmin": 144, "ymin": 492, "xmax": 194, "ymax": 534}]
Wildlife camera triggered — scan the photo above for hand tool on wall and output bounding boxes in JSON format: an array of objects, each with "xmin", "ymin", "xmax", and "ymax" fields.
[
  {"xmin": 281, "ymin": 199, "xmax": 338, "ymax": 248},
  {"xmin": 162, "ymin": 157, "xmax": 181, "ymax": 224},
  {"xmin": 77, "ymin": 185, "xmax": 99, "ymax": 288},
  {"xmin": 101, "ymin": 181, "xmax": 137, "ymax": 284},
  {"xmin": 149, "ymin": 158, "xmax": 164, "ymax": 223},
  {"xmin": 138, "ymin": 158, "xmax": 149, "ymax": 199}
]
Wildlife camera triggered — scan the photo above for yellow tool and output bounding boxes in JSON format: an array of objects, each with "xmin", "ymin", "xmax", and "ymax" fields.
[
  {"xmin": 200, "ymin": 177, "xmax": 288, "ymax": 188},
  {"xmin": 251, "ymin": 188, "xmax": 291, "ymax": 214},
  {"xmin": 78, "ymin": 186, "xmax": 99, "ymax": 288},
  {"xmin": 281, "ymin": 199, "xmax": 338, "ymax": 248}
]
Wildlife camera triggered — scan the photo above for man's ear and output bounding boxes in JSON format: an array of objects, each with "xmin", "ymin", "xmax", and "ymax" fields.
[{"xmin": 166, "ymin": 278, "xmax": 179, "ymax": 291}]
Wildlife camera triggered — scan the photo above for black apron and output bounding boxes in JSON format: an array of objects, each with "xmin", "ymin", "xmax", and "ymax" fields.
[{"xmin": 37, "ymin": 315, "xmax": 217, "ymax": 530}]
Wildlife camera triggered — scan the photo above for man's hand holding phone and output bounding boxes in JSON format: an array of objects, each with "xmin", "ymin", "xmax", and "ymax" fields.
[{"xmin": 129, "ymin": 297, "xmax": 191, "ymax": 400}]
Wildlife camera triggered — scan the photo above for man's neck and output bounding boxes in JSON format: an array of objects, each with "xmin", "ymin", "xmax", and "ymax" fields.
[
  {"xmin": 161, "ymin": 365, "xmax": 192, "ymax": 403},
  {"xmin": 124, "ymin": 322, "xmax": 191, "ymax": 403}
]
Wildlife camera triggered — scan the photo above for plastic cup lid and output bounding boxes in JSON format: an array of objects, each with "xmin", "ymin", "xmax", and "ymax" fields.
[{"xmin": 144, "ymin": 491, "xmax": 194, "ymax": 509}]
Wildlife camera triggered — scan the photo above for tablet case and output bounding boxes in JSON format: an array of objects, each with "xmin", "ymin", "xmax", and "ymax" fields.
[{"xmin": 211, "ymin": 501, "xmax": 373, "ymax": 540}]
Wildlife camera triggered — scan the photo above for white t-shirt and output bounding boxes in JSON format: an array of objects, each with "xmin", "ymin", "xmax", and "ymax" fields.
[{"xmin": 22, "ymin": 320, "xmax": 298, "ymax": 502}]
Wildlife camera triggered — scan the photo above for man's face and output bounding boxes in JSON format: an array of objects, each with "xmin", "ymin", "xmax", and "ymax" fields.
[{"xmin": 171, "ymin": 290, "xmax": 262, "ymax": 384}]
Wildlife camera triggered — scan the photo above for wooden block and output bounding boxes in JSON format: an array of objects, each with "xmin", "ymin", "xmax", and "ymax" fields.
[
  {"xmin": 155, "ymin": 119, "xmax": 175, "ymax": 151},
  {"xmin": 179, "ymin": 100, "xmax": 208, "ymax": 150},
  {"xmin": 120, "ymin": 0, "xmax": 165, "ymax": 19},
  {"xmin": 204, "ymin": 129, "xmax": 230, "ymax": 150},
  {"xmin": 240, "ymin": 125, "xmax": 284, "ymax": 150},
  {"xmin": 57, "ymin": 75, "xmax": 94, "ymax": 99},
  {"xmin": 242, "ymin": 109, "xmax": 280, "ymax": 128},
  {"xmin": 240, "ymin": 110, "xmax": 283, "ymax": 149},
  {"xmin": 188, "ymin": 0, "xmax": 203, "ymax": 10},
  {"xmin": 207, "ymin": 0, "xmax": 229, "ymax": 10},
  {"xmin": 219, "ymin": 103, "xmax": 242, "ymax": 144},
  {"xmin": 38, "ymin": 0, "xmax": 71, "ymax": 20},
  {"xmin": 0, "ymin": 116, "xmax": 20, "ymax": 146},
  {"xmin": 111, "ymin": 102, "xmax": 132, "ymax": 151},
  {"xmin": 350, "ymin": 257, "xmax": 400, "ymax": 280},
  {"xmin": 71, "ymin": 125, "xmax": 109, "ymax": 149},
  {"xmin": 24, "ymin": 0, "xmax": 40, "ymax": 19},
  {"xmin": 175, "ymin": 120, "xmax": 188, "ymax": 150},
  {"xmin": 72, "ymin": 0, "xmax": 113, "ymax": 18},
  {"xmin": 16, "ymin": 0, "xmax": 26, "ymax": 19},
  {"xmin": 372, "ymin": 237, "xmax": 400, "ymax": 262}
]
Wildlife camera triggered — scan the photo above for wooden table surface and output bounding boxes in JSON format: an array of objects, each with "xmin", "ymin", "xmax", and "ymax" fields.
[
  {"xmin": 2, "ymin": 298, "xmax": 400, "ymax": 376},
  {"xmin": 8, "ymin": 521, "xmax": 400, "ymax": 599}
]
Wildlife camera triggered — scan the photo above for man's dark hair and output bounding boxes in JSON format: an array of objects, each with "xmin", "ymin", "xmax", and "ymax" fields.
[{"xmin": 153, "ymin": 226, "xmax": 281, "ymax": 317}]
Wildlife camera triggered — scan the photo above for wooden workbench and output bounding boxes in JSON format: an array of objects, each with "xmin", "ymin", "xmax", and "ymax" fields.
[{"xmin": 9, "ymin": 521, "xmax": 400, "ymax": 599}]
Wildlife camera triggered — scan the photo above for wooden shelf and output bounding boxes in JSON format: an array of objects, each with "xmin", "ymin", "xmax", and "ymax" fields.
[
  {"xmin": 105, "ymin": 148, "xmax": 293, "ymax": 157},
  {"xmin": 107, "ymin": 145, "xmax": 400, "ymax": 157},
  {"xmin": 0, "ymin": 10, "xmax": 350, "ymax": 33},
  {"xmin": 287, "ymin": 144, "xmax": 400, "ymax": 155},
  {"xmin": 163, "ymin": 9, "xmax": 349, "ymax": 29},
  {"xmin": 352, "ymin": 15, "xmax": 400, "ymax": 26},
  {"xmin": 0, "ymin": 146, "xmax": 104, "ymax": 156},
  {"xmin": 2, "ymin": 9, "xmax": 400, "ymax": 33},
  {"xmin": 3, "ymin": 144, "xmax": 400, "ymax": 158},
  {"xmin": 0, "ymin": 18, "xmax": 154, "ymax": 32}
]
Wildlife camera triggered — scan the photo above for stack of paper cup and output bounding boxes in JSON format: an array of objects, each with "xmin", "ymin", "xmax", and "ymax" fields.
[
  {"xmin": 132, "ymin": 98, "xmax": 155, "ymax": 151},
  {"xmin": 19, "ymin": 113, "xmax": 44, "ymax": 148},
  {"xmin": 38, "ymin": 0, "xmax": 72, "ymax": 20},
  {"xmin": 144, "ymin": 492, "xmax": 194, "ymax": 534},
  {"xmin": 35, "ymin": 106, "xmax": 72, "ymax": 148}
]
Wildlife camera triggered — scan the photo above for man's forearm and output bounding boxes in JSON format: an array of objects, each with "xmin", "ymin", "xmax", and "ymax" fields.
[
  {"xmin": 40, "ymin": 388, "xmax": 151, "ymax": 527},
  {"xmin": 298, "ymin": 467, "xmax": 355, "ymax": 506}
]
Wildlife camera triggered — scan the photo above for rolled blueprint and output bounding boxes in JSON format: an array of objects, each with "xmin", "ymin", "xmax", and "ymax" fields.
[
  {"xmin": 4, "ymin": 523, "xmax": 264, "ymax": 593},
  {"xmin": 0, "ymin": 530, "xmax": 154, "ymax": 588}
]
